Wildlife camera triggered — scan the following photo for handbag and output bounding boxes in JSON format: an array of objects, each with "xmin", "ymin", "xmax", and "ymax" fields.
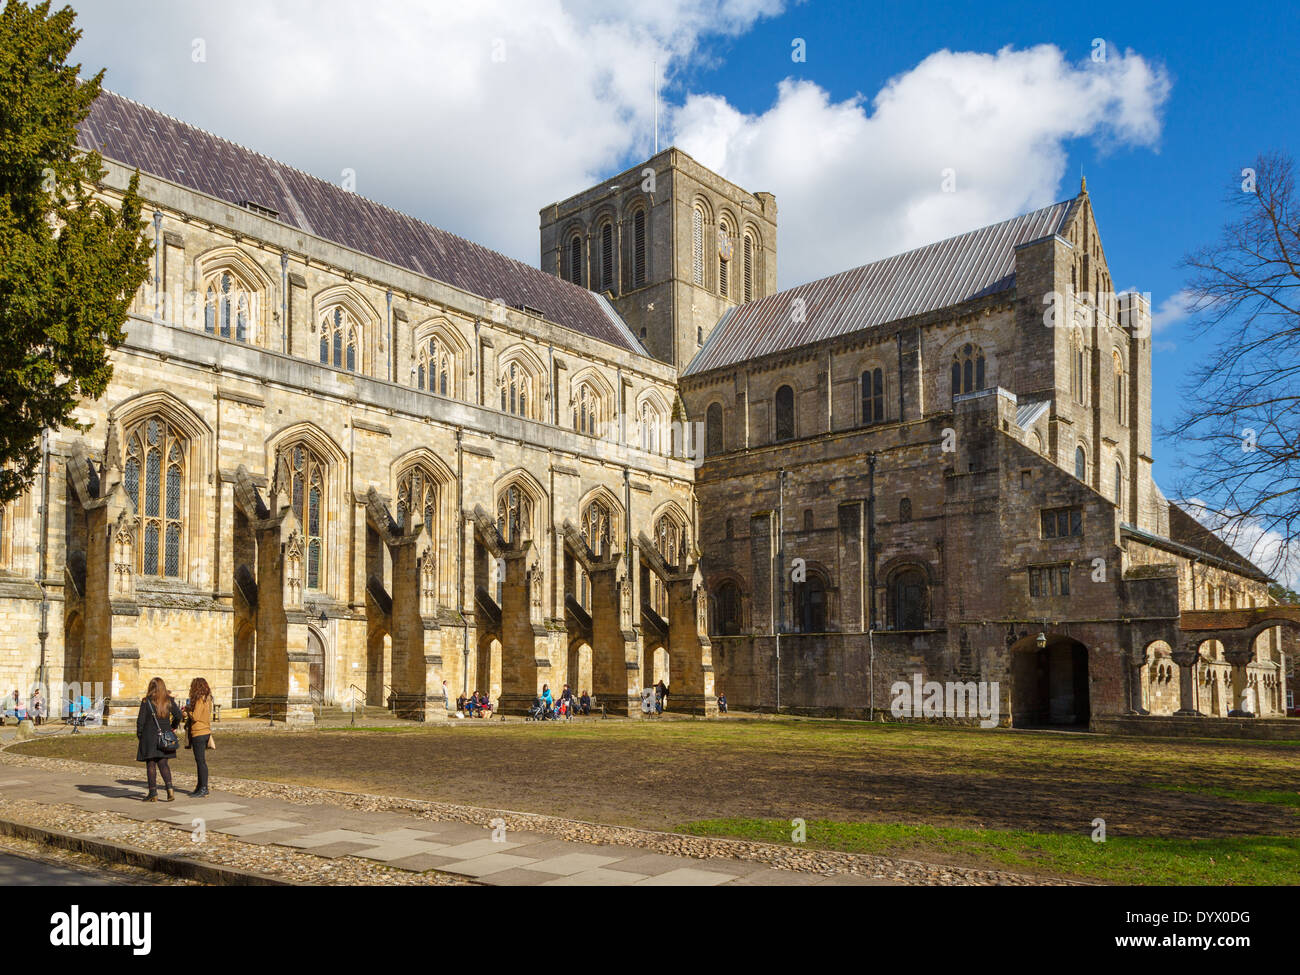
[
  {"xmin": 208, "ymin": 734, "xmax": 216, "ymax": 751},
  {"xmin": 152, "ymin": 709, "xmax": 179, "ymax": 753}
]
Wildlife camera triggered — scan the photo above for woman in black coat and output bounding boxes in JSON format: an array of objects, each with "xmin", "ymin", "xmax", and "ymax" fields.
[{"xmin": 136, "ymin": 676, "xmax": 183, "ymax": 802}]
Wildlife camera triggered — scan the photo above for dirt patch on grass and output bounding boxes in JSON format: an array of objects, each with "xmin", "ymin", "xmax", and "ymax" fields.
[{"xmin": 14, "ymin": 719, "xmax": 1299, "ymax": 839}]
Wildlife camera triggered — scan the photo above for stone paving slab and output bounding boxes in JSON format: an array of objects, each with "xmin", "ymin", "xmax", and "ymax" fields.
[{"xmin": 0, "ymin": 758, "xmax": 882, "ymax": 886}]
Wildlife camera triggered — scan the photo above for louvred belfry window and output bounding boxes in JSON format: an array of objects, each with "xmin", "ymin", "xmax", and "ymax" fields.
[
  {"xmin": 632, "ymin": 209, "xmax": 647, "ymax": 287},
  {"xmin": 123, "ymin": 417, "xmax": 186, "ymax": 578},
  {"xmin": 568, "ymin": 234, "xmax": 583, "ymax": 284},
  {"xmin": 692, "ymin": 206, "xmax": 705, "ymax": 285},
  {"xmin": 743, "ymin": 234, "xmax": 754, "ymax": 302},
  {"xmin": 599, "ymin": 222, "xmax": 614, "ymax": 291}
]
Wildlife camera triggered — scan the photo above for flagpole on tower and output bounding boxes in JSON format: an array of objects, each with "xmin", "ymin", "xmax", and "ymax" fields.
[{"xmin": 652, "ymin": 59, "xmax": 658, "ymax": 153}]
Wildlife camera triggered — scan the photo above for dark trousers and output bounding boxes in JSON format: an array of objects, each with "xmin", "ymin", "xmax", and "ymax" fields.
[
  {"xmin": 192, "ymin": 734, "xmax": 210, "ymax": 789},
  {"xmin": 145, "ymin": 757, "xmax": 173, "ymax": 791}
]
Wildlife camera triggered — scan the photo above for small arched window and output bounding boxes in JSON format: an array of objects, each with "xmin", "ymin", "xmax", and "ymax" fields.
[
  {"xmin": 1113, "ymin": 350, "xmax": 1127, "ymax": 426},
  {"xmin": 890, "ymin": 568, "xmax": 927, "ymax": 630},
  {"xmin": 1071, "ymin": 331, "xmax": 1087, "ymax": 404},
  {"xmin": 774, "ymin": 385, "xmax": 795, "ymax": 442},
  {"xmin": 632, "ymin": 208, "xmax": 647, "ymax": 288},
  {"xmin": 793, "ymin": 572, "xmax": 827, "ymax": 633},
  {"xmin": 951, "ymin": 344, "xmax": 985, "ymax": 399},
  {"xmin": 861, "ymin": 368, "xmax": 884, "ymax": 424},
  {"xmin": 705, "ymin": 402, "xmax": 724, "ymax": 456},
  {"xmin": 803, "ymin": 509, "xmax": 814, "ymax": 532},
  {"xmin": 725, "ymin": 518, "xmax": 734, "ymax": 540},
  {"xmin": 319, "ymin": 307, "xmax": 359, "ymax": 372},
  {"xmin": 123, "ymin": 416, "xmax": 186, "ymax": 578},
  {"xmin": 691, "ymin": 206, "xmax": 705, "ymax": 286},
  {"xmin": 900, "ymin": 497, "xmax": 912, "ymax": 523},
  {"xmin": 715, "ymin": 580, "xmax": 742, "ymax": 636},
  {"xmin": 1075, "ymin": 445, "xmax": 1087, "ymax": 481},
  {"xmin": 1114, "ymin": 461, "xmax": 1124, "ymax": 510}
]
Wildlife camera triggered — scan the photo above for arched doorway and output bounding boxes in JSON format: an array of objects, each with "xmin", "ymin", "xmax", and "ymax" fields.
[
  {"xmin": 567, "ymin": 640, "xmax": 593, "ymax": 698},
  {"xmin": 1011, "ymin": 634, "xmax": 1090, "ymax": 727},
  {"xmin": 306, "ymin": 627, "xmax": 326, "ymax": 704},
  {"xmin": 475, "ymin": 635, "xmax": 502, "ymax": 701}
]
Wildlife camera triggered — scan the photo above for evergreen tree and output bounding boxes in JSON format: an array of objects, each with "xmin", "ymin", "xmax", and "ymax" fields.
[{"xmin": 0, "ymin": 1, "xmax": 152, "ymax": 503}]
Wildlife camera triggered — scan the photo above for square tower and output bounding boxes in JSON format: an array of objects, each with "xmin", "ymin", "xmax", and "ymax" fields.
[{"xmin": 539, "ymin": 148, "xmax": 777, "ymax": 372}]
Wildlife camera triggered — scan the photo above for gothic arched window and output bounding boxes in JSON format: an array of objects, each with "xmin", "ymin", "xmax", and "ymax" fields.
[
  {"xmin": 1114, "ymin": 461, "xmax": 1124, "ymax": 510},
  {"xmin": 496, "ymin": 484, "xmax": 532, "ymax": 544},
  {"xmin": 396, "ymin": 466, "xmax": 437, "ymax": 538},
  {"xmin": 319, "ymin": 307, "xmax": 359, "ymax": 373},
  {"xmin": 572, "ymin": 382, "xmax": 602, "ymax": 436},
  {"xmin": 282, "ymin": 444, "xmax": 327, "ymax": 590},
  {"xmin": 951, "ymin": 344, "xmax": 986, "ymax": 399},
  {"xmin": 861, "ymin": 368, "xmax": 884, "ymax": 424},
  {"xmin": 500, "ymin": 361, "xmax": 533, "ymax": 418},
  {"xmin": 1113, "ymin": 349, "xmax": 1127, "ymax": 426},
  {"xmin": 639, "ymin": 399, "xmax": 664, "ymax": 453},
  {"xmin": 581, "ymin": 498, "xmax": 613, "ymax": 558},
  {"xmin": 715, "ymin": 580, "xmax": 742, "ymax": 636},
  {"xmin": 203, "ymin": 272, "xmax": 249, "ymax": 342},
  {"xmin": 654, "ymin": 512, "xmax": 686, "ymax": 568},
  {"xmin": 774, "ymin": 384, "xmax": 795, "ymax": 442},
  {"xmin": 1075, "ymin": 445, "xmax": 1087, "ymax": 482},
  {"xmin": 123, "ymin": 416, "xmax": 186, "ymax": 578},
  {"xmin": 417, "ymin": 335, "xmax": 453, "ymax": 396}
]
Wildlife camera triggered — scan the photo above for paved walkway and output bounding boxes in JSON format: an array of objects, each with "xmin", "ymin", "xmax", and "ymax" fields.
[{"xmin": 0, "ymin": 759, "xmax": 884, "ymax": 886}]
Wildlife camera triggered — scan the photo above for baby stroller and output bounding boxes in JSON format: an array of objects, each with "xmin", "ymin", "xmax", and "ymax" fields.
[{"xmin": 525, "ymin": 697, "xmax": 549, "ymax": 721}]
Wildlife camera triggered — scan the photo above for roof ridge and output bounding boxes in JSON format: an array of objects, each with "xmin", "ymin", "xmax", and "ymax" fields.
[{"xmin": 92, "ymin": 89, "xmax": 600, "ymax": 306}]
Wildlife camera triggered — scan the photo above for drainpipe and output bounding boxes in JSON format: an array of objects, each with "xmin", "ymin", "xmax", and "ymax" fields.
[
  {"xmin": 151, "ymin": 211, "xmax": 163, "ymax": 320},
  {"xmin": 457, "ymin": 427, "xmax": 468, "ymax": 695},
  {"xmin": 867, "ymin": 452, "xmax": 878, "ymax": 629},
  {"xmin": 279, "ymin": 253, "xmax": 289, "ymax": 353},
  {"xmin": 775, "ymin": 468, "xmax": 785, "ymax": 711}
]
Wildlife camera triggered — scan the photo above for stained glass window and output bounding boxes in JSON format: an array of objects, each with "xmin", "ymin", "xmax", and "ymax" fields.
[
  {"xmin": 124, "ymin": 415, "xmax": 186, "ymax": 579},
  {"xmin": 285, "ymin": 443, "xmax": 327, "ymax": 590}
]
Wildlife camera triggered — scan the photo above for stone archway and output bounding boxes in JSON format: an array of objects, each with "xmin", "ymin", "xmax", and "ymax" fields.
[
  {"xmin": 567, "ymin": 640, "xmax": 593, "ymax": 700},
  {"xmin": 1011, "ymin": 634, "xmax": 1090, "ymax": 727}
]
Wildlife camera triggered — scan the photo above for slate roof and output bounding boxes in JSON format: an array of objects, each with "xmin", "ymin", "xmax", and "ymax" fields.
[
  {"xmin": 78, "ymin": 90, "xmax": 641, "ymax": 354},
  {"xmin": 685, "ymin": 197, "xmax": 1078, "ymax": 376}
]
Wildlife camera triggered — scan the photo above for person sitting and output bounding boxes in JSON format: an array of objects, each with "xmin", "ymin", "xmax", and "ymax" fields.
[
  {"xmin": 456, "ymin": 693, "xmax": 468, "ymax": 717},
  {"xmin": 579, "ymin": 690, "xmax": 591, "ymax": 716},
  {"xmin": 477, "ymin": 692, "xmax": 492, "ymax": 717},
  {"xmin": 717, "ymin": 691, "xmax": 728, "ymax": 714},
  {"xmin": 541, "ymin": 683, "xmax": 554, "ymax": 717}
]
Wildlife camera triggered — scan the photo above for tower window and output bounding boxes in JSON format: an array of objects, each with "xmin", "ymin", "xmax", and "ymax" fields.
[
  {"xmin": 774, "ymin": 384, "xmax": 795, "ymax": 442},
  {"xmin": 743, "ymin": 234, "xmax": 754, "ymax": 302},
  {"xmin": 599, "ymin": 222, "xmax": 614, "ymax": 292},
  {"xmin": 567, "ymin": 234, "xmax": 582, "ymax": 285},
  {"xmin": 692, "ymin": 206, "xmax": 705, "ymax": 286},
  {"xmin": 632, "ymin": 208, "xmax": 646, "ymax": 288}
]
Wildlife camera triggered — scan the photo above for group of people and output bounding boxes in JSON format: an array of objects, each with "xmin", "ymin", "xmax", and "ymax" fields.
[
  {"xmin": 539, "ymin": 683, "xmax": 591, "ymax": 719},
  {"xmin": 134, "ymin": 676, "xmax": 214, "ymax": 802},
  {"xmin": 455, "ymin": 690, "xmax": 493, "ymax": 718},
  {"xmin": 1, "ymin": 687, "xmax": 45, "ymax": 725}
]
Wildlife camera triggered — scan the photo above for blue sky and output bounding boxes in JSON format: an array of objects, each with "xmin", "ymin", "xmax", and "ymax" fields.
[{"xmin": 71, "ymin": 0, "xmax": 1299, "ymax": 500}]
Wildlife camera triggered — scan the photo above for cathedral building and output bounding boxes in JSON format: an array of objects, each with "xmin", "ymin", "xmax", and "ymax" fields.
[{"xmin": 0, "ymin": 90, "xmax": 1290, "ymax": 727}]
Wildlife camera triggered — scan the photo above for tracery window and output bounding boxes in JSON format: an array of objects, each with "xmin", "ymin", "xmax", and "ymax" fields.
[
  {"xmin": 203, "ymin": 271, "xmax": 249, "ymax": 342},
  {"xmin": 639, "ymin": 400, "xmax": 665, "ymax": 453},
  {"xmin": 500, "ymin": 361, "xmax": 533, "ymax": 418},
  {"xmin": 572, "ymin": 382, "xmax": 602, "ymax": 436},
  {"xmin": 496, "ymin": 484, "xmax": 532, "ymax": 544},
  {"xmin": 417, "ymin": 335, "xmax": 452, "ymax": 395},
  {"xmin": 951, "ymin": 343, "xmax": 986, "ymax": 398},
  {"xmin": 396, "ymin": 467, "xmax": 437, "ymax": 538},
  {"xmin": 654, "ymin": 512, "xmax": 686, "ymax": 568},
  {"xmin": 283, "ymin": 444, "xmax": 326, "ymax": 590},
  {"xmin": 581, "ymin": 499, "xmax": 613, "ymax": 558},
  {"xmin": 319, "ymin": 307, "xmax": 359, "ymax": 372},
  {"xmin": 123, "ymin": 417, "xmax": 185, "ymax": 578}
]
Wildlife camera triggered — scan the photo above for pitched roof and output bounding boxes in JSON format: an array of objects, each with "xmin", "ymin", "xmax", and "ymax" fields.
[
  {"xmin": 78, "ymin": 90, "xmax": 641, "ymax": 354},
  {"xmin": 684, "ymin": 197, "xmax": 1078, "ymax": 376}
]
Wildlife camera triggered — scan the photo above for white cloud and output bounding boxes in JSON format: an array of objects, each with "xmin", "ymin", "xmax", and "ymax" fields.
[
  {"xmin": 70, "ymin": 0, "xmax": 786, "ymax": 262},
  {"xmin": 672, "ymin": 44, "xmax": 1172, "ymax": 286},
  {"xmin": 1182, "ymin": 499, "xmax": 1300, "ymax": 590},
  {"xmin": 1151, "ymin": 288, "xmax": 1197, "ymax": 333},
  {"xmin": 69, "ymin": 8, "xmax": 1170, "ymax": 293}
]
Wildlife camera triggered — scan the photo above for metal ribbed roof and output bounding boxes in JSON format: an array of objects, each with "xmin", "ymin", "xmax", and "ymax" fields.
[
  {"xmin": 79, "ymin": 90, "xmax": 639, "ymax": 354},
  {"xmin": 685, "ymin": 198, "xmax": 1077, "ymax": 376}
]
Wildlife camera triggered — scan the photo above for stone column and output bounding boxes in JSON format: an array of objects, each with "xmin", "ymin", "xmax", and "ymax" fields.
[
  {"xmin": 1125, "ymin": 649, "xmax": 1149, "ymax": 715},
  {"xmin": 665, "ymin": 566, "xmax": 717, "ymax": 716},
  {"xmin": 588, "ymin": 554, "xmax": 641, "ymax": 717},
  {"xmin": 498, "ymin": 541, "xmax": 550, "ymax": 712},
  {"xmin": 1224, "ymin": 647, "xmax": 1255, "ymax": 717},
  {"xmin": 250, "ymin": 465, "xmax": 314, "ymax": 725},
  {"xmin": 1171, "ymin": 645, "xmax": 1203, "ymax": 716}
]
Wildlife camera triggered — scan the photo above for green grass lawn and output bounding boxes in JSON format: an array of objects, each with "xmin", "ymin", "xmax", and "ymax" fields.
[{"xmin": 13, "ymin": 715, "xmax": 1300, "ymax": 884}]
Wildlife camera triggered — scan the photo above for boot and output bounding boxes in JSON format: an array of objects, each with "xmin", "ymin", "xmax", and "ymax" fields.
[
  {"xmin": 165, "ymin": 786, "xmax": 175, "ymax": 802},
  {"xmin": 144, "ymin": 792, "xmax": 157, "ymax": 802},
  {"xmin": 190, "ymin": 786, "xmax": 208, "ymax": 798}
]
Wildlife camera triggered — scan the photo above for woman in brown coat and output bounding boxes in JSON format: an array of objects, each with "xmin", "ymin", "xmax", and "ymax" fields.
[
  {"xmin": 135, "ymin": 677, "xmax": 182, "ymax": 801},
  {"xmin": 183, "ymin": 677, "xmax": 214, "ymax": 798}
]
